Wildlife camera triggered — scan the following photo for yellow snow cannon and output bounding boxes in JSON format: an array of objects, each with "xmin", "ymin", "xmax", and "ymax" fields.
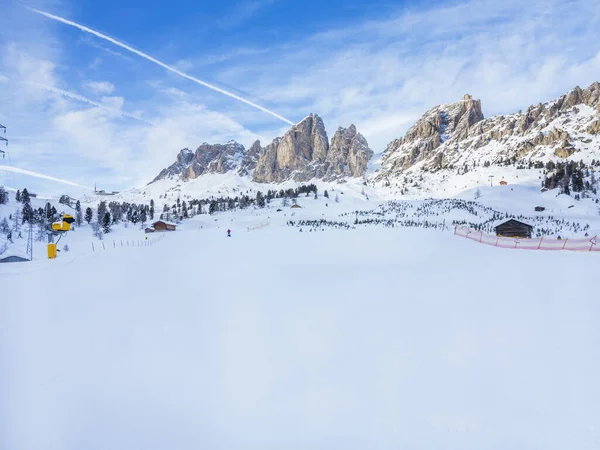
[{"xmin": 51, "ymin": 214, "xmax": 75, "ymax": 232}]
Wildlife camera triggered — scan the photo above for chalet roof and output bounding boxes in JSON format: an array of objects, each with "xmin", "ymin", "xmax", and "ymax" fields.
[
  {"xmin": 493, "ymin": 218, "xmax": 533, "ymax": 230},
  {"xmin": 153, "ymin": 220, "xmax": 177, "ymax": 226}
]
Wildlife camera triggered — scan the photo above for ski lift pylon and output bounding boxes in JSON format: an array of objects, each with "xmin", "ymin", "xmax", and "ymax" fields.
[{"xmin": 0, "ymin": 124, "xmax": 6, "ymax": 157}]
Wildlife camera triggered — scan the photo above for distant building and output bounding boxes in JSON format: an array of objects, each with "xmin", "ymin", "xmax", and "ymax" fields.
[
  {"xmin": 494, "ymin": 219, "xmax": 533, "ymax": 239},
  {"xmin": 499, "ymin": 180, "xmax": 508, "ymax": 186},
  {"xmin": 94, "ymin": 184, "xmax": 119, "ymax": 196},
  {"xmin": 152, "ymin": 220, "xmax": 176, "ymax": 231},
  {"xmin": 59, "ymin": 195, "xmax": 78, "ymax": 207},
  {"xmin": 290, "ymin": 204, "xmax": 302, "ymax": 209}
]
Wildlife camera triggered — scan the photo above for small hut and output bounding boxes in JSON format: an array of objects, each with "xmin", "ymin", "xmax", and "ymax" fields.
[
  {"xmin": 0, "ymin": 255, "xmax": 29, "ymax": 263},
  {"xmin": 152, "ymin": 220, "xmax": 176, "ymax": 231},
  {"xmin": 494, "ymin": 219, "xmax": 533, "ymax": 238},
  {"xmin": 499, "ymin": 180, "xmax": 508, "ymax": 186},
  {"xmin": 290, "ymin": 204, "xmax": 302, "ymax": 209}
]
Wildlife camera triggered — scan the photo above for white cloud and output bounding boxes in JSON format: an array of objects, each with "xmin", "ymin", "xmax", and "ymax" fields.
[
  {"xmin": 3, "ymin": 0, "xmax": 600, "ymax": 197},
  {"xmin": 84, "ymin": 81, "xmax": 115, "ymax": 95},
  {"xmin": 212, "ymin": 0, "xmax": 600, "ymax": 151}
]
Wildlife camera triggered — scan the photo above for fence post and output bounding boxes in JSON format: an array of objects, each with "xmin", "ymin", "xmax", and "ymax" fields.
[
  {"xmin": 562, "ymin": 239, "xmax": 568, "ymax": 250},
  {"xmin": 121, "ymin": 240, "xmax": 123, "ymax": 247},
  {"xmin": 102, "ymin": 242, "xmax": 105, "ymax": 250},
  {"xmin": 479, "ymin": 231, "xmax": 483, "ymax": 243},
  {"xmin": 537, "ymin": 237, "xmax": 543, "ymax": 250},
  {"xmin": 495, "ymin": 236, "xmax": 499, "ymax": 247},
  {"xmin": 113, "ymin": 240, "xmax": 115, "ymax": 248},
  {"xmin": 92, "ymin": 242, "xmax": 95, "ymax": 252}
]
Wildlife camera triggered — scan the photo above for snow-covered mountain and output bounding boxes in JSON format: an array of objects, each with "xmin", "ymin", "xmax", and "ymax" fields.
[
  {"xmin": 151, "ymin": 114, "xmax": 373, "ymax": 185},
  {"xmin": 148, "ymin": 83, "xmax": 599, "ymax": 201},
  {"xmin": 150, "ymin": 141, "xmax": 246, "ymax": 183},
  {"xmin": 376, "ymin": 82, "xmax": 600, "ymax": 188}
]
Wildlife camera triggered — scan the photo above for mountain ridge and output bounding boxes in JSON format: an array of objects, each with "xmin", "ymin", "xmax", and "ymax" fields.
[{"xmin": 149, "ymin": 82, "xmax": 600, "ymax": 198}]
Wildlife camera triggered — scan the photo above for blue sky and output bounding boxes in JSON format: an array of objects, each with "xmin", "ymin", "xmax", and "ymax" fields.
[{"xmin": 1, "ymin": 0, "xmax": 600, "ymax": 196}]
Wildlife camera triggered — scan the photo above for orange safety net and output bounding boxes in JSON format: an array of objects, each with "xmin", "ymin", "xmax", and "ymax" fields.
[{"xmin": 454, "ymin": 226, "xmax": 599, "ymax": 252}]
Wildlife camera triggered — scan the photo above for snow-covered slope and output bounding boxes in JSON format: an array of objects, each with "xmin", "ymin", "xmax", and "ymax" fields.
[
  {"xmin": 2, "ymin": 223, "xmax": 599, "ymax": 450},
  {"xmin": 375, "ymin": 82, "xmax": 600, "ymax": 196}
]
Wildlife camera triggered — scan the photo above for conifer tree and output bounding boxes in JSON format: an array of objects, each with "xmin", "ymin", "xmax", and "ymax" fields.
[
  {"xmin": 209, "ymin": 200, "xmax": 218, "ymax": 215},
  {"xmin": 21, "ymin": 188, "xmax": 30, "ymax": 204},
  {"xmin": 102, "ymin": 212, "xmax": 111, "ymax": 233},
  {"xmin": 22, "ymin": 202, "xmax": 34, "ymax": 223},
  {"xmin": 84, "ymin": 207, "xmax": 93, "ymax": 224},
  {"xmin": 97, "ymin": 201, "xmax": 107, "ymax": 221},
  {"xmin": 15, "ymin": 190, "xmax": 21, "ymax": 202},
  {"xmin": 0, "ymin": 217, "xmax": 10, "ymax": 234},
  {"xmin": 75, "ymin": 200, "xmax": 82, "ymax": 226},
  {"xmin": 256, "ymin": 191, "xmax": 265, "ymax": 208}
]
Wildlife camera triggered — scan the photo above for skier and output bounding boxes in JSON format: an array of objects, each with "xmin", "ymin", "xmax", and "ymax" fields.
[{"xmin": 227, "ymin": 229, "xmax": 231, "ymax": 237}]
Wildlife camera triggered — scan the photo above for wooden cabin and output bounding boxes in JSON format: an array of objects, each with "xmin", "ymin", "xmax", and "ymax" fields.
[
  {"xmin": 152, "ymin": 220, "xmax": 176, "ymax": 231},
  {"xmin": 499, "ymin": 180, "xmax": 508, "ymax": 186},
  {"xmin": 494, "ymin": 219, "xmax": 533, "ymax": 238}
]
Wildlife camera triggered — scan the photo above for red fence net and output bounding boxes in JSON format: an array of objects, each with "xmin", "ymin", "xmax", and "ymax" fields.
[{"xmin": 454, "ymin": 226, "xmax": 599, "ymax": 252}]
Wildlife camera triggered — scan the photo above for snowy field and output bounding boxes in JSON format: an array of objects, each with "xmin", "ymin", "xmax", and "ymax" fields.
[{"xmin": 1, "ymin": 224, "xmax": 599, "ymax": 450}]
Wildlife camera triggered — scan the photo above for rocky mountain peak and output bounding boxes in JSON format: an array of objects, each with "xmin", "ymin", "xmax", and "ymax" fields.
[
  {"xmin": 376, "ymin": 82, "xmax": 600, "ymax": 184},
  {"xmin": 150, "ymin": 141, "xmax": 245, "ymax": 184},
  {"xmin": 252, "ymin": 113, "xmax": 330, "ymax": 183},
  {"xmin": 238, "ymin": 140, "xmax": 262, "ymax": 176},
  {"xmin": 150, "ymin": 114, "xmax": 372, "ymax": 185},
  {"xmin": 378, "ymin": 94, "xmax": 484, "ymax": 177},
  {"xmin": 324, "ymin": 124, "xmax": 373, "ymax": 181},
  {"xmin": 252, "ymin": 114, "xmax": 372, "ymax": 183}
]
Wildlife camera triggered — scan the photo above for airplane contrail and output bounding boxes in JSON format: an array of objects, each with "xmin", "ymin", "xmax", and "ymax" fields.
[
  {"xmin": 27, "ymin": 6, "xmax": 295, "ymax": 126},
  {"xmin": 25, "ymin": 82, "xmax": 156, "ymax": 126},
  {"xmin": 0, "ymin": 165, "xmax": 91, "ymax": 189}
]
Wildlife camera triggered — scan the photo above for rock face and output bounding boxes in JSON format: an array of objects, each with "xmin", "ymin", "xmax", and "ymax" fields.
[
  {"xmin": 587, "ymin": 119, "xmax": 600, "ymax": 135},
  {"xmin": 252, "ymin": 114, "xmax": 372, "ymax": 182},
  {"xmin": 150, "ymin": 141, "xmax": 244, "ymax": 184},
  {"xmin": 151, "ymin": 148, "xmax": 195, "ymax": 183},
  {"xmin": 238, "ymin": 140, "xmax": 262, "ymax": 176},
  {"xmin": 377, "ymin": 82, "xmax": 600, "ymax": 182},
  {"xmin": 253, "ymin": 114, "xmax": 330, "ymax": 183},
  {"xmin": 379, "ymin": 94, "xmax": 484, "ymax": 177},
  {"xmin": 150, "ymin": 115, "xmax": 373, "ymax": 185},
  {"xmin": 324, "ymin": 125, "xmax": 373, "ymax": 181}
]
